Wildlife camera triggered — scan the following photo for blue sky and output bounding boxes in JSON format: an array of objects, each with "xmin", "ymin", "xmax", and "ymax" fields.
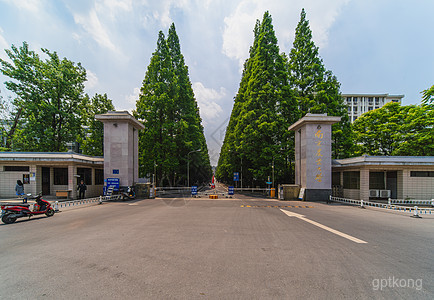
[{"xmin": 1, "ymin": 0, "xmax": 433, "ymax": 165}]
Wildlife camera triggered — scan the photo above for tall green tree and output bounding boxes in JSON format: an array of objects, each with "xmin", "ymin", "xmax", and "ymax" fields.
[
  {"xmin": 422, "ymin": 84, "xmax": 434, "ymax": 105},
  {"xmin": 135, "ymin": 31, "xmax": 178, "ymax": 185},
  {"xmin": 352, "ymin": 102, "xmax": 434, "ymax": 156},
  {"xmin": 288, "ymin": 9, "xmax": 352, "ymax": 158},
  {"xmin": 167, "ymin": 24, "xmax": 212, "ymax": 185},
  {"xmin": 135, "ymin": 27, "xmax": 211, "ymax": 186},
  {"xmin": 0, "ymin": 42, "xmax": 87, "ymax": 151},
  {"xmin": 217, "ymin": 12, "xmax": 298, "ymax": 186},
  {"xmin": 79, "ymin": 93, "xmax": 115, "ymax": 156}
]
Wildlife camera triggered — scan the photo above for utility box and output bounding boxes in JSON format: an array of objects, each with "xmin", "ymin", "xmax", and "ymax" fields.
[
  {"xmin": 278, "ymin": 184, "xmax": 301, "ymax": 201},
  {"xmin": 135, "ymin": 183, "xmax": 152, "ymax": 199}
]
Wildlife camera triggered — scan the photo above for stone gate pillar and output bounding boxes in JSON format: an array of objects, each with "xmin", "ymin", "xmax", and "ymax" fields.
[
  {"xmin": 95, "ymin": 111, "xmax": 145, "ymax": 187},
  {"xmin": 288, "ymin": 113, "xmax": 341, "ymax": 201}
]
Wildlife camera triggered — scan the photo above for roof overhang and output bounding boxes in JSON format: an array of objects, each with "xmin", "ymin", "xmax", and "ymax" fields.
[
  {"xmin": 288, "ymin": 113, "xmax": 341, "ymax": 132},
  {"xmin": 332, "ymin": 156, "xmax": 434, "ymax": 168},
  {"xmin": 0, "ymin": 152, "xmax": 104, "ymax": 165},
  {"xmin": 95, "ymin": 111, "xmax": 145, "ymax": 130}
]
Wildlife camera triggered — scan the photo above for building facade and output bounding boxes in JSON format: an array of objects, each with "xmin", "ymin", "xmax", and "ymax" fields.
[
  {"xmin": 0, "ymin": 152, "xmax": 104, "ymax": 199},
  {"xmin": 332, "ymin": 156, "xmax": 434, "ymax": 201},
  {"xmin": 342, "ymin": 93, "xmax": 404, "ymax": 123}
]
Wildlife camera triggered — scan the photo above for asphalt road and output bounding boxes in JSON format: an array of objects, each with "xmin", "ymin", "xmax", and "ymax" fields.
[{"xmin": 0, "ymin": 194, "xmax": 433, "ymax": 299}]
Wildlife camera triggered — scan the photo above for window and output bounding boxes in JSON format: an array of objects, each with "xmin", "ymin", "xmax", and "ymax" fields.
[
  {"xmin": 368, "ymin": 97, "xmax": 373, "ymax": 104},
  {"xmin": 54, "ymin": 168, "xmax": 68, "ymax": 185},
  {"xmin": 368, "ymin": 107, "xmax": 373, "ymax": 111},
  {"xmin": 343, "ymin": 171, "xmax": 360, "ymax": 189},
  {"xmin": 77, "ymin": 168, "xmax": 92, "ymax": 185},
  {"xmin": 353, "ymin": 107, "xmax": 358, "ymax": 112},
  {"xmin": 410, "ymin": 171, "xmax": 434, "ymax": 177},
  {"xmin": 95, "ymin": 169, "xmax": 104, "ymax": 185},
  {"xmin": 353, "ymin": 97, "xmax": 358, "ymax": 104},
  {"xmin": 4, "ymin": 166, "xmax": 29, "ymax": 172},
  {"xmin": 369, "ymin": 172, "xmax": 385, "ymax": 189},
  {"xmin": 332, "ymin": 172, "xmax": 341, "ymax": 186},
  {"xmin": 353, "ymin": 116, "xmax": 358, "ymax": 122}
]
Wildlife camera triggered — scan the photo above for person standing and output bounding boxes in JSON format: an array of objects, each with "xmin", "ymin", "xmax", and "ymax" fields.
[
  {"xmin": 15, "ymin": 180, "xmax": 24, "ymax": 197},
  {"xmin": 77, "ymin": 179, "xmax": 87, "ymax": 199}
]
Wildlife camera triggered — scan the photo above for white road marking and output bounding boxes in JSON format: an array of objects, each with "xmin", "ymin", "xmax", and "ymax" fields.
[
  {"xmin": 128, "ymin": 203, "xmax": 139, "ymax": 205},
  {"xmin": 280, "ymin": 209, "xmax": 368, "ymax": 244}
]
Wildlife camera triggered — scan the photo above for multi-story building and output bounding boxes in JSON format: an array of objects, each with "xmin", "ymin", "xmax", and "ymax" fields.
[{"xmin": 342, "ymin": 93, "xmax": 404, "ymax": 123}]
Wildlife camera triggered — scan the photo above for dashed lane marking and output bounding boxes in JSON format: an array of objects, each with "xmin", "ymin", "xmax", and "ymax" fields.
[{"xmin": 241, "ymin": 205, "xmax": 314, "ymax": 208}]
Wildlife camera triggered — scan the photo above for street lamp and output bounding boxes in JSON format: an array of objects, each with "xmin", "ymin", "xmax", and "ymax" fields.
[
  {"xmin": 153, "ymin": 161, "xmax": 157, "ymax": 188},
  {"xmin": 187, "ymin": 149, "xmax": 201, "ymax": 187}
]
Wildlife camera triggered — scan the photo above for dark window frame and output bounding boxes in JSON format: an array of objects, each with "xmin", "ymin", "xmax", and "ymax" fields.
[
  {"xmin": 4, "ymin": 166, "xmax": 30, "ymax": 172},
  {"xmin": 343, "ymin": 171, "xmax": 360, "ymax": 189},
  {"xmin": 54, "ymin": 168, "xmax": 68, "ymax": 185},
  {"xmin": 95, "ymin": 169, "xmax": 104, "ymax": 185},
  {"xmin": 77, "ymin": 168, "xmax": 92, "ymax": 185},
  {"xmin": 410, "ymin": 171, "xmax": 434, "ymax": 178}
]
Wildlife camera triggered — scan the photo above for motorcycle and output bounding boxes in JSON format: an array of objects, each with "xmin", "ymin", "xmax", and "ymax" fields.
[
  {"xmin": 1, "ymin": 193, "xmax": 55, "ymax": 224},
  {"xmin": 120, "ymin": 186, "xmax": 136, "ymax": 200}
]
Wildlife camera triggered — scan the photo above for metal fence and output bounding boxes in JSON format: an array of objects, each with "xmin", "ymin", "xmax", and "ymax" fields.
[
  {"xmin": 329, "ymin": 196, "xmax": 434, "ymax": 217},
  {"xmin": 54, "ymin": 195, "xmax": 121, "ymax": 211},
  {"xmin": 389, "ymin": 199, "xmax": 434, "ymax": 206}
]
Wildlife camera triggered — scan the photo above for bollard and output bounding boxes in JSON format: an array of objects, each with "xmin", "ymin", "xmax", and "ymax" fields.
[
  {"xmin": 411, "ymin": 206, "xmax": 422, "ymax": 218},
  {"xmin": 388, "ymin": 198, "xmax": 391, "ymax": 208},
  {"xmin": 54, "ymin": 201, "xmax": 59, "ymax": 212},
  {"xmin": 431, "ymin": 199, "xmax": 434, "ymax": 207},
  {"xmin": 360, "ymin": 199, "xmax": 365, "ymax": 209},
  {"xmin": 99, "ymin": 195, "xmax": 103, "ymax": 205}
]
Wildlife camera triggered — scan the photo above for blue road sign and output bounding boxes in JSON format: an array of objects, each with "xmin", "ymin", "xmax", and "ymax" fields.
[
  {"xmin": 234, "ymin": 172, "xmax": 239, "ymax": 181},
  {"xmin": 106, "ymin": 178, "xmax": 120, "ymax": 191},
  {"xmin": 191, "ymin": 186, "xmax": 198, "ymax": 196},
  {"xmin": 228, "ymin": 186, "xmax": 234, "ymax": 195}
]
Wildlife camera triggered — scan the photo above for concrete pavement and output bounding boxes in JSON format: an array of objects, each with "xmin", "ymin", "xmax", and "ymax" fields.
[{"xmin": 0, "ymin": 196, "xmax": 433, "ymax": 299}]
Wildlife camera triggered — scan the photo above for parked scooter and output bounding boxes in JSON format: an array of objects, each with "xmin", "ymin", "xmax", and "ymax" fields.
[
  {"xmin": 1, "ymin": 193, "xmax": 55, "ymax": 224},
  {"xmin": 121, "ymin": 186, "xmax": 135, "ymax": 200}
]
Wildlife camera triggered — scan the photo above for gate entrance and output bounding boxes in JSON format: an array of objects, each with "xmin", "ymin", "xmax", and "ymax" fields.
[{"xmin": 288, "ymin": 114, "xmax": 341, "ymax": 201}]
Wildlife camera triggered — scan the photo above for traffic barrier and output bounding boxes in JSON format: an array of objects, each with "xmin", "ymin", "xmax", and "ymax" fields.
[
  {"xmin": 55, "ymin": 195, "xmax": 121, "ymax": 209},
  {"xmin": 329, "ymin": 196, "xmax": 434, "ymax": 217},
  {"xmin": 389, "ymin": 198, "xmax": 434, "ymax": 207}
]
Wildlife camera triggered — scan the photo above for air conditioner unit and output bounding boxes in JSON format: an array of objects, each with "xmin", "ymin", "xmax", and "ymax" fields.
[
  {"xmin": 369, "ymin": 190, "xmax": 379, "ymax": 197},
  {"xmin": 380, "ymin": 190, "xmax": 391, "ymax": 198}
]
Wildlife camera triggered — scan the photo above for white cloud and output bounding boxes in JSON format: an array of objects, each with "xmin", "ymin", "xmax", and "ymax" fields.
[
  {"xmin": 193, "ymin": 82, "xmax": 225, "ymax": 124},
  {"xmin": 96, "ymin": 0, "xmax": 133, "ymax": 21},
  {"xmin": 1, "ymin": 0, "xmax": 41, "ymax": 13},
  {"xmin": 73, "ymin": 9, "xmax": 119, "ymax": 53},
  {"xmin": 222, "ymin": 0, "xmax": 262, "ymax": 68},
  {"xmin": 0, "ymin": 27, "xmax": 9, "ymax": 60},
  {"xmin": 222, "ymin": 0, "xmax": 350, "ymax": 69},
  {"xmin": 85, "ymin": 69, "xmax": 99, "ymax": 90},
  {"xmin": 141, "ymin": 0, "xmax": 190, "ymax": 28},
  {"xmin": 125, "ymin": 86, "xmax": 140, "ymax": 107}
]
